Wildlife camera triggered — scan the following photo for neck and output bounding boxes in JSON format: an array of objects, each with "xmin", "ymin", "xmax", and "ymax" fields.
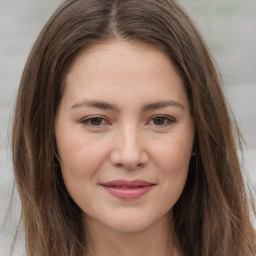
[{"xmin": 83, "ymin": 213, "xmax": 181, "ymax": 256}]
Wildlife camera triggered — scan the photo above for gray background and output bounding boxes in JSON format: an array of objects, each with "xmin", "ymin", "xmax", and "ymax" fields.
[{"xmin": 0, "ymin": 0, "xmax": 255, "ymax": 255}]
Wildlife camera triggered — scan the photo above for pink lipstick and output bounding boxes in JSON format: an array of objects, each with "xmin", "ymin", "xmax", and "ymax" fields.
[{"xmin": 100, "ymin": 180, "xmax": 154, "ymax": 200}]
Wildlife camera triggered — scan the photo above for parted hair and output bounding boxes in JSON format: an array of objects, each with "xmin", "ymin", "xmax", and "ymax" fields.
[{"xmin": 11, "ymin": 0, "xmax": 256, "ymax": 255}]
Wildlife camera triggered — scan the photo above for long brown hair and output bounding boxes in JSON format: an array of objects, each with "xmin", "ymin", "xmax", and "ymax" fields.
[{"xmin": 11, "ymin": 0, "xmax": 256, "ymax": 255}]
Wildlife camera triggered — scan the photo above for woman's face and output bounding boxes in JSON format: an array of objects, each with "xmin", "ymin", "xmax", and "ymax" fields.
[{"xmin": 55, "ymin": 41, "xmax": 194, "ymax": 233}]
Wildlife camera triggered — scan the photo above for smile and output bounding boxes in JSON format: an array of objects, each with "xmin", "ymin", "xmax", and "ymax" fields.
[{"xmin": 100, "ymin": 180, "xmax": 155, "ymax": 200}]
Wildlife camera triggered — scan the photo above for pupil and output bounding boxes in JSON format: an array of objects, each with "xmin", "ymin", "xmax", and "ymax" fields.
[
  {"xmin": 153, "ymin": 117, "xmax": 164, "ymax": 125},
  {"xmin": 91, "ymin": 118, "xmax": 102, "ymax": 125}
]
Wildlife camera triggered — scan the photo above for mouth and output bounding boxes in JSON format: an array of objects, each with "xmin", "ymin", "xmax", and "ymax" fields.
[{"xmin": 100, "ymin": 180, "xmax": 155, "ymax": 200}]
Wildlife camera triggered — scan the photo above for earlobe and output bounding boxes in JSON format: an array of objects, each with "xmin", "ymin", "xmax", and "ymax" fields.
[{"xmin": 53, "ymin": 148, "xmax": 62, "ymax": 168}]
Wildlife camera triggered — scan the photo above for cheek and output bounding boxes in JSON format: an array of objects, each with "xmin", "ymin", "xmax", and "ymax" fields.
[
  {"xmin": 57, "ymin": 132, "xmax": 107, "ymax": 174},
  {"xmin": 152, "ymin": 130, "xmax": 194, "ymax": 199},
  {"xmin": 56, "ymin": 136, "xmax": 102, "ymax": 197},
  {"xmin": 57, "ymin": 138, "xmax": 105, "ymax": 208},
  {"xmin": 154, "ymin": 134, "xmax": 193, "ymax": 174}
]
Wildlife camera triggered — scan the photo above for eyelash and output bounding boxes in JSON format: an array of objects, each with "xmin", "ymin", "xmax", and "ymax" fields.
[
  {"xmin": 81, "ymin": 115, "xmax": 175, "ymax": 128},
  {"xmin": 81, "ymin": 116, "xmax": 109, "ymax": 127},
  {"xmin": 147, "ymin": 115, "xmax": 175, "ymax": 127}
]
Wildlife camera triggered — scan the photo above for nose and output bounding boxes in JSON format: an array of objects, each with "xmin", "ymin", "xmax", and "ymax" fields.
[{"xmin": 109, "ymin": 126, "xmax": 148, "ymax": 170}]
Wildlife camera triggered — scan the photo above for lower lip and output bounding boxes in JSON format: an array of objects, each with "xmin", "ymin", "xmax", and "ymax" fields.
[{"xmin": 101, "ymin": 185, "xmax": 154, "ymax": 200}]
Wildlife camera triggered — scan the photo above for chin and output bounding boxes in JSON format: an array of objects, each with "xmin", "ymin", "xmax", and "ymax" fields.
[
  {"xmin": 105, "ymin": 220, "xmax": 151, "ymax": 233},
  {"xmin": 98, "ymin": 210, "xmax": 162, "ymax": 233}
]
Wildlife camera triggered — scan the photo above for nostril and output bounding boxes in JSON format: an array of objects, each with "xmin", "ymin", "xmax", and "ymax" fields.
[{"xmin": 109, "ymin": 137, "xmax": 149, "ymax": 169}]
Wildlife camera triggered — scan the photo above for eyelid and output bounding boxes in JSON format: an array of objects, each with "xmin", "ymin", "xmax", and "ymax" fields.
[
  {"xmin": 80, "ymin": 114, "xmax": 175, "ymax": 128},
  {"xmin": 146, "ymin": 115, "xmax": 175, "ymax": 127},
  {"xmin": 81, "ymin": 115, "xmax": 111, "ymax": 127}
]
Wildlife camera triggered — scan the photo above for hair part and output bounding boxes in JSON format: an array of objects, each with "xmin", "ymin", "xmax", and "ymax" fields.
[{"xmin": 11, "ymin": 0, "xmax": 256, "ymax": 255}]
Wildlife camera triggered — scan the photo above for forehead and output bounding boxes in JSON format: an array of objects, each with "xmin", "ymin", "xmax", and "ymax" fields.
[
  {"xmin": 61, "ymin": 40, "xmax": 189, "ymax": 110},
  {"xmin": 65, "ymin": 39, "xmax": 177, "ymax": 81}
]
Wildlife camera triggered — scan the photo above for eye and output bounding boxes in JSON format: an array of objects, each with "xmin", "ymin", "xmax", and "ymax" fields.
[
  {"xmin": 148, "ymin": 115, "xmax": 174, "ymax": 127},
  {"xmin": 81, "ymin": 116, "xmax": 109, "ymax": 127}
]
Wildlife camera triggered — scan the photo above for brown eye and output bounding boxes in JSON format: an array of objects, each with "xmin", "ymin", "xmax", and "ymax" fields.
[
  {"xmin": 89, "ymin": 117, "xmax": 103, "ymax": 126},
  {"xmin": 82, "ymin": 116, "xmax": 108, "ymax": 127},
  {"xmin": 153, "ymin": 116, "xmax": 165, "ymax": 125},
  {"xmin": 148, "ymin": 115, "xmax": 174, "ymax": 127}
]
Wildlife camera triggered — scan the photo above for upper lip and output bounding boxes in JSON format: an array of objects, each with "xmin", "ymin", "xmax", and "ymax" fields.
[{"xmin": 100, "ymin": 180, "xmax": 155, "ymax": 187}]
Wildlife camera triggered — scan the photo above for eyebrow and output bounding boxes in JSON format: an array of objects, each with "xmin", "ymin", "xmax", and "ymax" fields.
[
  {"xmin": 71, "ymin": 100, "xmax": 119, "ymax": 110},
  {"xmin": 141, "ymin": 100, "xmax": 185, "ymax": 111},
  {"xmin": 71, "ymin": 99, "xmax": 185, "ymax": 111}
]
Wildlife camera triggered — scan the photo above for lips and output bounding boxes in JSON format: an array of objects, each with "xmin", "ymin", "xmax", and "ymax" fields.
[{"xmin": 100, "ymin": 180, "xmax": 155, "ymax": 200}]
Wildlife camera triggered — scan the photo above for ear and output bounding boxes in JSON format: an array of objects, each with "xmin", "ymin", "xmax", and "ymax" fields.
[{"xmin": 191, "ymin": 137, "xmax": 197, "ymax": 157}]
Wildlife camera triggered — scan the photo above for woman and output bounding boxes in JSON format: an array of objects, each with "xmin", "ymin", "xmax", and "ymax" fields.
[{"xmin": 11, "ymin": 0, "xmax": 256, "ymax": 255}]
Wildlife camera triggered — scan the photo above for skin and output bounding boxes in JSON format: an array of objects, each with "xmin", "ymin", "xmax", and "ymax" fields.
[{"xmin": 55, "ymin": 40, "xmax": 194, "ymax": 256}]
